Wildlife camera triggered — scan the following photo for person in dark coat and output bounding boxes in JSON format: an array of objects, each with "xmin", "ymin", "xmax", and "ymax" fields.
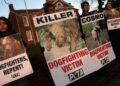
[
  {"xmin": 0, "ymin": 17, "xmax": 15, "ymax": 38},
  {"xmin": 104, "ymin": 2, "xmax": 120, "ymax": 62},
  {"xmin": 0, "ymin": 17, "xmax": 29, "ymax": 86},
  {"xmin": 78, "ymin": 1, "xmax": 92, "ymax": 40}
]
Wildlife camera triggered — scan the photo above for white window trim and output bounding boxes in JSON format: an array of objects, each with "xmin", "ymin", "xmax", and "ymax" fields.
[
  {"xmin": 56, "ymin": 2, "xmax": 64, "ymax": 9},
  {"xmin": 22, "ymin": 16, "xmax": 29, "ymax": 27},
  {"xmin": 26, "ymin": 30, "xmax": 33, "ymax": 41}
]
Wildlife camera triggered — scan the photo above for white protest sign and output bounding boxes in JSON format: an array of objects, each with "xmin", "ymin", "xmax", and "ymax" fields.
[
  {"xmin": 33, "ymin": 10, "xmax": 76, "ymax": 27},
  {"xmin": 33, "ymin": 10, "xmax": 96, "ymax": 86},
  {"xmin": 107, "ymin": 18, "xmax": 120, "ymax": 30},
  {"xmin": 81, "ymin": 12, "xmax": 104, "ymax": 25},
  {"xmin": 81, "ymin": 12, "xmax": 116, "ymax": 70},
  {"xmin": 90, "ymin": 42, "xmax": 116, "ymax": 68},
  {"xmin": 0, "ymin": 34, "xmax": 33, "ymax": 85},
  {"xmin": 47, "ymin": 48, "xmax": 96, "ymax": 86}
]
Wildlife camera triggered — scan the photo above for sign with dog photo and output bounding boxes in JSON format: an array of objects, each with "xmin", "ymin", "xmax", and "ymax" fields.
[
  {"xmin": 81, "ymin": 12, "xmax": 116, "ymax": 69},
  {"xmin": 0, "ymin": 33, "xmax": 33, "ymax": 86},
  {"xmin": 33, "ymin": 10, "xmax": 96, "ymax": 86}
]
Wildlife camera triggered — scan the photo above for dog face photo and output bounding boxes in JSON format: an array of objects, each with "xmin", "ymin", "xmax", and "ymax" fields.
[
  {"xmin": 0, "ymin": 34, "xmax": 25, "ymax": 61},
  {"xmin": 82, "ymin": 21, "xmax": 109, "ymax": 50},
  {"xmin": 36, "ymin": 19, "xmax": 86, "ymax": 61}
]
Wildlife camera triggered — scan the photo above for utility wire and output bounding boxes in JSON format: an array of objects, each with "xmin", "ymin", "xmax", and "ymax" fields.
[{"xmin": 4, "ymin": 0, "xmax": 11, "ymax": 5}]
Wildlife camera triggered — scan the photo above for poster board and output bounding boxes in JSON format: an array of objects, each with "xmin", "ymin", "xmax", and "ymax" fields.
[
  {"xmin": 107, "ymin": 18, "xmax": 120, "ymax": 30},
  {"xmin": 33, "ymin": 10, "xmax": 96, "ymax": 86},
  {"xmin": 81, "ymin": 12, "xmax": 116, "ymax": 70},
  {"xmin": 0, "ymin": 33, "xmax": 33, "ymax": 86}
]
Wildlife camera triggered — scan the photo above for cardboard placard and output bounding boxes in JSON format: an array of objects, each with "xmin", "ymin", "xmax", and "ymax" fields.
[
  {"xmin": 107, "ymin": 18, "xmax": 120, "ymax": 30},
  {"xmin": 33, "ymin": 10, "xmax": 96, "ymax": 86},
  {"xmin": 81, "ymin": 12, "xmax": 116, "ymax": 69},
  {"xmin": 0, "ymin": 33, "xmax": 33, "ymax": 86}
]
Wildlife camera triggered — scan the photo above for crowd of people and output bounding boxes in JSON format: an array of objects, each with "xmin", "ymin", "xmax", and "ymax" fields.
[{"xmin": 0, "ymin": 1, "xmax": 120, "ymax": 86}]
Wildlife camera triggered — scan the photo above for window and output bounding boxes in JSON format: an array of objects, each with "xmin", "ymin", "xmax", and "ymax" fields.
[
  {"xmin": 26, "ymin": 30, "xmax": 33, "ymax": 41},
  {"xmin": 35, "ymin": 31, "xmax": 39, "ymax": 42},
  {"xmin": 22, "ymin": 16, "xmax": 29, "ymax": 27},
  {"xmin": 55, "ymin": 2, "xmax": 64, "ymax": 9}
]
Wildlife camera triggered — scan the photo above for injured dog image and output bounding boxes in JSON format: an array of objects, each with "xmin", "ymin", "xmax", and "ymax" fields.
[
  {"xmin": 37, "ymin": 19, "xmax": 86, "ymax": 61},
  {"xmin": 0, "ymin": 35, "xmax": 25, "ymax": 61},
  {"xmin": 82, "ymin": 21, "xmax": 109, "ymax": 50}
]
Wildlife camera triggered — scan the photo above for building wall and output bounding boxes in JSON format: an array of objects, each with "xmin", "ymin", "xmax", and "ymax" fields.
[
  {"xmin": 8, "ymin": 0, "xmax": 76, "ymax": 46},
  {"xmin": 9, "ymin": 11, "xmax": 43, "ymax": 46}
]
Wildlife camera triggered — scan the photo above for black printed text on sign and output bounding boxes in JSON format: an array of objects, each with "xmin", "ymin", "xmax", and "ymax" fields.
[
  {"xmin": 33, "ymin": 10, "xmax": 76, "ymax": 27},
  {"xmin": 33, "ymin": 10, "xmax": 96, "ymax": 86},
  {"xmin": 0, "ymin": 34, "xmax": 33, "ymax": 85},
  {"xmin": 81, "ymin": 12, "xmax": 104, "ymax": 25},
  {"xmin": 107, "ymin": 18, "xmax": 120, "ymax": 30},
  {"xmin": 68, "ymin": 68, "xmax": 84, "ymax": 81},
  {"xmin": 101, "ymin": 57, "xmax": 110, "ymax": 66}
]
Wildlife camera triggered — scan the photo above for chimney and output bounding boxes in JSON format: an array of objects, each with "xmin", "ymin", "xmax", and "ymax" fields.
[{"xmin": 9, "ymin": 4, "xmax": 14, "ymax": 11}]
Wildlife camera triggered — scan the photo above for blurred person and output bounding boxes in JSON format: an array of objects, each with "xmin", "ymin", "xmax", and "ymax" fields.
[
  {"xmin": 104, "ymin": 3, "xmax": 120, "ymax": 62},
  {"xmin": 43, "ymin": 2, "xmax": 55, "ymax": 14},
  {"xmin": 104, "ymin": 2, "xmax": 120, "ymax": 19},
  {"xmin": 0, "ymin": 17, "xmax": 15, "ymax": 37},
  {"xmin": 0, "ymin": 17, "xmax": 29, "ymax": 86},
  {"xmin": 0, "ymin": 17, "xmax": 25, "ymax": 60},
  {"xmin": 81, "ymin": 1, "xmax": 93, "ymax": 16}
]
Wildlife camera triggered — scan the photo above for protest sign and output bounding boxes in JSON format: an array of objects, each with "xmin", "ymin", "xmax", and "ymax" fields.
[
  {"xmin": 33, "ymin": 10, "xmax": 96, "ymax": 86},
  {"xmin": 0, "ymin": 33, "xmax": 33, "ymax": 86},
  {"xmin": 81, "ymin": 12, "xmax": 116, "ymax": 69},
  {"xmin": 107, "ymin": 18, "xmax": 120, "ymax": 30}
]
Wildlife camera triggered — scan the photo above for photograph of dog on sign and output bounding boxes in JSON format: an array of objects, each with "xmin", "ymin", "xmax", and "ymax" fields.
[
  {"xmin": 36, "ymin": 19, "xmax": 85, "ymax": 61},
  {"xmin": 0, "ymin": 34, "xmax": 25, "ymax": 61},
  {"xmin": 82, "ymin": 21, "xmax": 109, "ymax": 50}
]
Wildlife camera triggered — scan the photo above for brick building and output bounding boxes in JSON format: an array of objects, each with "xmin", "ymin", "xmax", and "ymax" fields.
[{"xmin": 8, "ymin": 0, "xmax": 78, "ymax": 46}]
